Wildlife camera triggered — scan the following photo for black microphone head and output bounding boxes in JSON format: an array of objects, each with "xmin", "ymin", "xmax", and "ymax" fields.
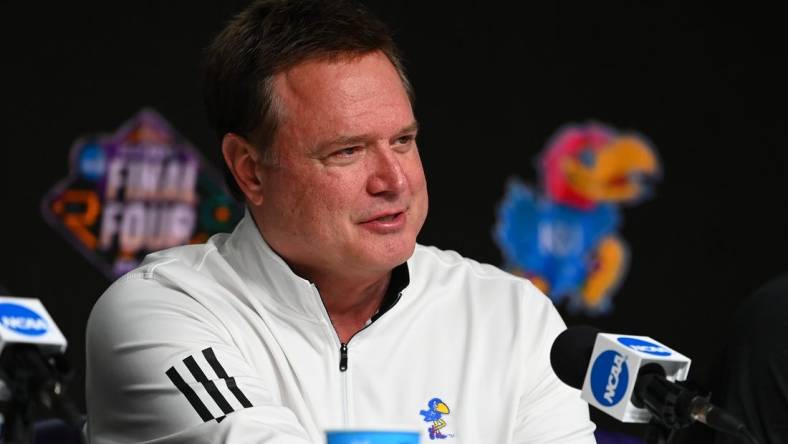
[{"xmin": 550, "ymin": 325, "xmax": 601, "ymax": 389}]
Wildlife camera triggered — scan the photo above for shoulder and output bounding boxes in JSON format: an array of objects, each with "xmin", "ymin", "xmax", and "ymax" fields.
[
  {"xmin": 87, "ymin": 239, "xmax": 241, "ymax": 350},
  {"xmin": 408, "ymin": 244, "xmax": 556, "ymax": 318},
  {"xmin": 100, "ymin": 233, "xmax": 239, "ymax": 303},
  {"xmin": 411, "ymin": 244, "xmax": 523, "ymax": 283},
  {"xmin": 135, "ymin": 234, "xmax": 231, "ymax": 281},
  {"xmin": 410, "ymin": 244, "xmax": 539, "ymax": 290}
]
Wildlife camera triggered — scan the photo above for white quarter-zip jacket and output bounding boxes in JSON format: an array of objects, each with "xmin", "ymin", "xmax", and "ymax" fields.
[{"xmin": 86, "ymin": 214, "xmax": 596, "ymax": 443}]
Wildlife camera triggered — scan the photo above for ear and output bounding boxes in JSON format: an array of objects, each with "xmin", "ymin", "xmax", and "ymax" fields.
[{"xmin": 221, "ymin": 133, "xmax": 265, "ymax": 206}]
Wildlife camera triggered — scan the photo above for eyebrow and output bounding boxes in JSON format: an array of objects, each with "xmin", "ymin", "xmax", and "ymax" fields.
[{"xmin": 312, "ymin": 121, "xmax": 420, "ymax": 155}]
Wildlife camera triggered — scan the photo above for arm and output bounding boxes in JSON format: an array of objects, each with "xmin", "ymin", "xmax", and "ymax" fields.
[
  {"xmin": 85, "ymin": 275, "xmax": 315, "ymax": 444},
  {"xmin": 512, "ymin": 282, "xmax": 597, "ymax": 443}
]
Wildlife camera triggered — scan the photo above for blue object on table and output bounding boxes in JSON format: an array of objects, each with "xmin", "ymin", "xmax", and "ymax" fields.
[{"xmin": 326, "ymin": 430, "xmax": 420, "ymax": 444}]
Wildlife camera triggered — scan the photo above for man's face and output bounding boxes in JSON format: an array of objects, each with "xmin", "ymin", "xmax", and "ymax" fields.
[{"xmin": 253, "ymin": 51, "xmax": 428, "ymax": 280}]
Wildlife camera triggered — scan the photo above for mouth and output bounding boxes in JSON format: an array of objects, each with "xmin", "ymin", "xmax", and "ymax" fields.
[
  {"xmin": 360, "ymin": 209, "xmax": 406, "ymax": 224},
  {"xmin": 374, "ymin": 213, "xmax": 401, "ymax": 222},
  {"xmin": 607, "ymin": 174, "xmax": 630, "ymax": 187},
  {"xmin": 600, "ymin": 170, "xmax": 657, "ymax": 200},
  {"xmin": 358, "ymin": 209, "xmax": 408, "ymax": 234}
]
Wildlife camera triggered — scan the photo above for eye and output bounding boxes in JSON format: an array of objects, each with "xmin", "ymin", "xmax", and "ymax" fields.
[
  {"xmin": 392, "ymin": 134, "xmax": 416, "ymax": 152},
  {"xmin": 395, "ymin": 134, "xmax": 414, "ymax": 145},
  {"xmin": 324, "ymin": 146, "xmax": 364, "ymax": 165},
  {"xmin": 579, "ymin": 149, "xmax": 596, "ymax": 167},
  {"xmin": 333, "ymin": 146, "xmax": 361, "ymax": 157}
]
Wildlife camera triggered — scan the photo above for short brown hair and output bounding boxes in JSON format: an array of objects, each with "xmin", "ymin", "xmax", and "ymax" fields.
[{"xmin": 203, "ymin": 0, "xmax": 413, "ymax": 198}]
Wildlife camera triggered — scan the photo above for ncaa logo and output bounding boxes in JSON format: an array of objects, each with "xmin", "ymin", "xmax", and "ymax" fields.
[
  {"xmin": 617, "ymin": 337, "xmax": 672, "ymax": 356},
  {"xmin": 0, "ymin": 303, "xmax": 49, "ymax": 336},
  {"xmin": 590, "ymin": 350, "xmax": 629, "ymax": 406}
]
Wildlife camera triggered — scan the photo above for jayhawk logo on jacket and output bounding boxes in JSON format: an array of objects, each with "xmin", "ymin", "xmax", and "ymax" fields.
[
  {"xmin": 495, "ymin": 123, "xmax": 659, "ymax": 314},
  {"xmin": 420, "ymin": 398, "xmax": 452, "ymax": 440}
]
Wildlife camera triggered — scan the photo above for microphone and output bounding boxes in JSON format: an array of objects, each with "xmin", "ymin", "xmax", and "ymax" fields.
[
  {"xmin": 550, "ymin": 326, "xmax": 758, "ymax": 443},
  {"xmin": 0, "ymin": 296, "xmax": 83, "ymax": 442},
  {"xmin": 0, "ymin": 296, "xmax": 67, "ymax": 354}
]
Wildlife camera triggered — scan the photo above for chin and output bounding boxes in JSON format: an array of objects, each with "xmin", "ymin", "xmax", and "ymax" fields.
[
  {"xmin": 362, "ymin": 237, "xmax": 416, "ymax": 270},
  {"xmin": 387, "ymin": 236, "xmax": 417, "ymax": 265}
]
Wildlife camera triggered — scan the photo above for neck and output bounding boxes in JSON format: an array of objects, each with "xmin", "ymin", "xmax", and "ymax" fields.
[
  {"xmin": 298, "ymin": 266, "xmax": 392, "ymax": 343},
  {"xmin": 249, "ymin": 212, "xmax": 394, "ymax": 343}
]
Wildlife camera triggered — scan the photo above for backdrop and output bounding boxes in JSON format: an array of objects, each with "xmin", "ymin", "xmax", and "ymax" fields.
[{"xmin": 1, "ymin": 1, "xmax": 786, "ymax": 439}]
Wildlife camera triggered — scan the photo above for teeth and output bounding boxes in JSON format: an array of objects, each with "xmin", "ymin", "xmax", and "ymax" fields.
[{"xmin": 378, "ymin": 215, "xmax": 396, "ymax": 221}]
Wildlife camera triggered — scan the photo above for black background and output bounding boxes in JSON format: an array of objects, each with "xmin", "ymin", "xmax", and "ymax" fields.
[{"xmin": 1, "ymin": 1, "xmax": 786, "ymax": 439}]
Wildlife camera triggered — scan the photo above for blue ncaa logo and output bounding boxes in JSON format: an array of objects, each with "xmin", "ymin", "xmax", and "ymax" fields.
[
  {"xmin": 77, "ymin": 143, "xmax": 107, "ymax": 181},
  {"xmin": 617, "ymin": 337, "xmax": 672, "ymax": 356},
  {"xmin": 590, "ymin": 350, "xmax": 629, "ymax": 406},
  {"xmin": 0, "ymin": 303, "xmax": 49, "ymax": 336}
]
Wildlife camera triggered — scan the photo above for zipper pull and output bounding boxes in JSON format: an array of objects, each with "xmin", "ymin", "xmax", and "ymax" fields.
[{"xmin": 339, "ymin": 342, "xmax": 348, "ymax": 372}]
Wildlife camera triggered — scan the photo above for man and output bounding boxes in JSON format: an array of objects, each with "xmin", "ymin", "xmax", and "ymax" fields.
[
  {"xmin": 86, "ymin": 0, "xmax": 596, "ymax": 442},
  {"xmin": 712, "ymin": 273, "xmax": 788, "ymax": 444}
]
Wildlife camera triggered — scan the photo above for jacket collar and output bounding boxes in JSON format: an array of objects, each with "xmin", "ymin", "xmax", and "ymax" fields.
[{"xmin": 221, "ymin": 211, "xmax": 409, "ymax": 323}]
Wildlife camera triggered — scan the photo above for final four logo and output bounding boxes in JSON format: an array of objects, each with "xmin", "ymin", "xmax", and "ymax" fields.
[{"xmin": 42, "ymin": 109, "xmax": 243, "ymax": 278}]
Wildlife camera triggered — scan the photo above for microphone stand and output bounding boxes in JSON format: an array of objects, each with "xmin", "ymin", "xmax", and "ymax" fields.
[
  {"xmin": 633, "ymin": 363, "xmax": 760, "ymax": 444},
  {"xmin": 643, "ymin": 420, "xmax": 674, "ymax": 444},
  {"xmin": 0, "ymin": 345, "xmax": 84, "ymax": 444}
]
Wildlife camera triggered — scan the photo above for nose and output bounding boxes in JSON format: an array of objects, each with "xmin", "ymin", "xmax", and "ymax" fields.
[{"xmin": 367, "ymin": 148, "xmax": 407, "ymax": 197}]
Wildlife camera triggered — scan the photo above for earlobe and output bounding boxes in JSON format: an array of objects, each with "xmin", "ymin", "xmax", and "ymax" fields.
[{"xmin": 221, "ymin": 133, "xmax": 265, "ymax": 206}]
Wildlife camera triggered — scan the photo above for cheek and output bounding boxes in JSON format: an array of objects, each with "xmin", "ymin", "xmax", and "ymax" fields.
[
  {"xmin": 263, "ymin": 169, "xmax": 323, "ymax": 230},
  {"xmin": 297, "ymin": 171, "xmax": 363, "ymax": 226},
  {"xmin": 406, "ymin": 154, "xmax": 428, "ymax": 194},
  {"xmin": 410, "ymin": 155, "xmax": 429, "ymax": 216}
]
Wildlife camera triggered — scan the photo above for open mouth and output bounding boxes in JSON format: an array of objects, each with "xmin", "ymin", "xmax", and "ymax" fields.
[
  {"xmin": 606, "ymin": 172, "xmax": 656, "ymax": 193},
  {"xmin": 375, "ymin": 213, "xmax": 401, "ymax": 222},
  {"xmin": 608, "ymin": 175, "xmax": 630, "ymax": 187}
]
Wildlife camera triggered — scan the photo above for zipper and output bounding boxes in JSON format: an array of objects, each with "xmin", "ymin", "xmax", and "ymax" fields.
[
  {"xmin": 307, "ymin": 282, "xmax": 353, "ymax": 426},
  {"xmin": 334, "ymin": 289, "xmax": 404, "ymax": 372},
  {"xmin": 339, "ymin": 342, "xmax": 348, "ymax": 372},
  {"xmin": 309, "ymin": 281, "xmax": 404, "ymax": 426},
  {"xmin": 340, "ymin": 355, "xmax": 349, "ymax": 427}
]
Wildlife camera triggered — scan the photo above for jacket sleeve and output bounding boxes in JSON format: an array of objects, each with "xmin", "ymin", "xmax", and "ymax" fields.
[
  {"xmin": 86, "ymin": 273, "xmax": 315, "ymax": 444},
  {"xmin": 512, "ymin": 282, "xmax": 597, "ymax": 444}
]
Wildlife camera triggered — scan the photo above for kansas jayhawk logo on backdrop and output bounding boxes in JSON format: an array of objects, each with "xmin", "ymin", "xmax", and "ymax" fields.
[{"xmin": 495, "ymin": 123, "xmax": 659, "ymax": 315}]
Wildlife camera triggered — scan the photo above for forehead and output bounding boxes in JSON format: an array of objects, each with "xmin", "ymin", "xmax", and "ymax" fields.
[{"xmin": 272, "ymin": 51, "xmax": 414, "ymax": 146}]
